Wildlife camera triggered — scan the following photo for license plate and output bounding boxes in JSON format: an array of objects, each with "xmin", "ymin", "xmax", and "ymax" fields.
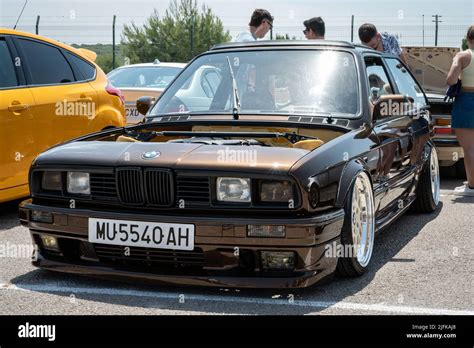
[
  {"xmin": 125, "ymin": 106, "xmax": 141, "ymax": 119},
  {"xmin": 88, "ymin": 218, "xmax": 195, "ymax": 251}
]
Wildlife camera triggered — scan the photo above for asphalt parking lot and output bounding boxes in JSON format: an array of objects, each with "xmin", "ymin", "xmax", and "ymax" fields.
[{"xmin": 0, "ymin": 178, "xmax": 472, "ymax": 316}]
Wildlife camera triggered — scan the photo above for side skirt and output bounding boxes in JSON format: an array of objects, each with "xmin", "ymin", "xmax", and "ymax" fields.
[{"xmin": 375, "ymin": 195, "xmax": 416, "ymax": 233}]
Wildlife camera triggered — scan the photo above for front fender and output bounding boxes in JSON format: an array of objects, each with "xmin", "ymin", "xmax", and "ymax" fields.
[{"xmin": 335, "ymin": 159, "xmax": 372, "ymax": 208}]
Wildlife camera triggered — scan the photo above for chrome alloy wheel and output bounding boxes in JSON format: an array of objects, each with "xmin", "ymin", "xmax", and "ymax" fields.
[
  {"xmin": 430, "ymin": 149, "xmax": 441, "ymax": 206},
  {"xmin": 351, "ymin": 172, "xmax": 375, "ymax": 268}
]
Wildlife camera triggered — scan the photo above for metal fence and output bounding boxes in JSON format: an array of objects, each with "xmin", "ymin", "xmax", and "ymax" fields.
[
  {"xmin": 2, "ymin": 14, "xmax": 470, "ymax": 44},
  {"xmin": 1, "ymin": 14, "xmax": 471, "ymax": 66}
]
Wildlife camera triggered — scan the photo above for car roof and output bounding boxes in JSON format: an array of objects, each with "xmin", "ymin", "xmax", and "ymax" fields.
[
  {"xmin": 0, "ymin": 28, "xmax": 97, "ymax": 63},
  {"xmin": 116, "ymin": 62, "xmax": 187, "ymax": 69},
  {"xmin": 211, "ymin": 40, "xmax": 377, "ymax": 54}
]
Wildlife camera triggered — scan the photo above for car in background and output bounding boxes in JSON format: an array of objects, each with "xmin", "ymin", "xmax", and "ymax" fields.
[
  {"xmin": 405, "ymin": 46, "xmax": 465, "ymax": 177},
  {"xmin": 0, "ymin": 28, "xmax": 126, "ymax": 203},
  {"xmin": 107, "ymin": 61, "xmax": 185, "ymax": 124}
]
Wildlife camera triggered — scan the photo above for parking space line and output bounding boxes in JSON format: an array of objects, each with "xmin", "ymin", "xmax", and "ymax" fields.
[
  {"xmin": 1, "ymin": 283, "xmax": 472, "ymax": 315},
  {"xmin": 440, "ymin": 190, "xmax": 474, "ymax": 196}
]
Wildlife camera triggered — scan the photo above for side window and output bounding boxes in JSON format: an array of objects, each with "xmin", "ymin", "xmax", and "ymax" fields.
[
  {"xmin": 385, "ymin": 58, "xmax": 427, "ymax": 106},
  {"xmin": 16, "ymin": 38, "xmax": 75, "ymax": 85},
  {"xmin": 365, "ymin": 57, "xmax": 393, "ymax": 103},
  {"xmin": 0, "ymin": 39, "xmax": 18, "ymax": 88},
  {"xmin": 64, "ymin": 51, "xmax": 96, "ymax": 81}
]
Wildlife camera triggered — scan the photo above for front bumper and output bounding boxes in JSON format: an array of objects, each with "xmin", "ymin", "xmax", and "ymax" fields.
[{"xmin": 19, "ymin": 199, "xmax": 344, "ymax": 289}]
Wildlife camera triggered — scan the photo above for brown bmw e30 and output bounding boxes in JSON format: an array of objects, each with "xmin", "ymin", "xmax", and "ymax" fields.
[{"xmin": 19, "ymin": 40, "xmax": 441, "ymax": 288}]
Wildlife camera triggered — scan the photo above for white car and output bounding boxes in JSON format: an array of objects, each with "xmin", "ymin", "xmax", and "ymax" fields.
[
  {"xmin": 107, "ymin": 61, "xmax": 186, "ymax": 124},
  {"xmin": 175, "ymin": 65, "xmax": 222, "ymax": 112}
]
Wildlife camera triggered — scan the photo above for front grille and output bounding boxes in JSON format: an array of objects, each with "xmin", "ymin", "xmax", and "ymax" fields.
[
  {"xmin": 94, "ymin": 244, "xmax": 205, "ymax": 269},
  {"xmin": 144, "ymin": 169, "xmax": 173, "ymax": 206},
  {"xmin": 176, "ymin": 176, "xmax": 211, "ymax": 207},
  {"xmin": 90, "ymin": 173, "xmax": 118, "ymax": 201},
  {"xmin": 117, "ymin": 168, "xmax": 145, "ymax": 205},
  {"xmin": 88, "ymin": 169, "xmax": 207, "ymax": 209},
  {"xmin": 115, "ymin": 168, "xmax": 173, "ymax": 207}
]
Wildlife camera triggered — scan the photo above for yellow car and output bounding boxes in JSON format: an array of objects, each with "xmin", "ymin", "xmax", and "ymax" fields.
[{"xmin": 0, "ymin": 28, "xmax": 126, "ymax": 203}]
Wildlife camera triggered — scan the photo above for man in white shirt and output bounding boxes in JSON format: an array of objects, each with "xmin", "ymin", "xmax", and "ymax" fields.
[{"xmin": 235, "ymin": 9, "xmax": 273, "ymax": 42}]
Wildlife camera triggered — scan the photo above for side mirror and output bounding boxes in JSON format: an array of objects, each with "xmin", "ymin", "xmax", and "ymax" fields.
[
  {"xmin": 372, "ymin": 94, "xmax": 415, "ymax": 121},
  {"xmin": 136, "ymin": 96, "xmax": 156, "ymax": 116}
]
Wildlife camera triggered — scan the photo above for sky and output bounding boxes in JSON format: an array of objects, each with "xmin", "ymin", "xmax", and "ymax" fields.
[{"xmin": 0, "ymin": 0, "xmax": 473, "ymax": 47}]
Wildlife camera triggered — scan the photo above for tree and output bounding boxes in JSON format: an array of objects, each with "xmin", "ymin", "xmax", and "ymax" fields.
[
  {"xmin": 122, "ymin": 0, "xmax": 231, "ymax": 64},
  {"xmin": 72, "ymin": 43, "xmax": 124, "ymax": 73},
  {"xmin": 462, "ymin": 38, "xmax": 468, "ymax": 50}
]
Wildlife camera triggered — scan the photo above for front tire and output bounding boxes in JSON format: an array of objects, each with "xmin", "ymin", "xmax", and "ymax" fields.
[
  {"xmin": 411, "ymin": 146, "xmax": 441, "ymax": 213},
  {"xmin": 337, "ymin": 171, "xmax": 376, "ymax": 277}
]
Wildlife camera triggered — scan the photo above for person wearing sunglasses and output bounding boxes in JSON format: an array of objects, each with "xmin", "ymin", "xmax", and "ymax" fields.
[
  {"xmin": 303, "ymin": 17, "xmax": 325, "ymax": 40},
  {"xmin": 235, "ymin": 9, "xmax": 274, "ymax": 42}
]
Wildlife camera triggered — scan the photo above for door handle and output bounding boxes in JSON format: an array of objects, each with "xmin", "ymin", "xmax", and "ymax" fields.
[
  {"xmin": 8, "ymin": 103, "xmax": 29, "ymax": 113},
  {"xmin": 76, "ymin": 97, "xmax": 93, "ymax": 102}
]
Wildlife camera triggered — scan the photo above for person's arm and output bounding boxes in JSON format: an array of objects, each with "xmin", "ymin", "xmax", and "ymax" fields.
[
  {"xmin": 446, "ymin": 52, "xmax": 466, "ymax": 86},
  {"xmin": 399, "ymin": 50, "xmax": 408, "ymax": 66},
  {"xmin": 391, "ymin": 35, "xmax": 408, "ymax": 66}
]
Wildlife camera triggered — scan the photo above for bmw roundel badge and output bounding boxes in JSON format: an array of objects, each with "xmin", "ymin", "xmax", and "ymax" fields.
[{"xmin": 142, "ymin": 151, "xmax": 161, "ymax": 159}]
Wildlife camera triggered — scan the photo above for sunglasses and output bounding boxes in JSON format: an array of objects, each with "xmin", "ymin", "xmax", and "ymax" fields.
[
  {"xmin": 263, "ymin": 20, "xmax": 273, "ymax": 29},
  {"xmin": 303, "ymin": 29, "xmax": 309, "ymax": 35}
]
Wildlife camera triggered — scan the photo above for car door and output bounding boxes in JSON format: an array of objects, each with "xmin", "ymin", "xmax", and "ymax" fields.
[
  {"xmin": 384, "ymin": 57, "xmax": 431, "ymax": 170},
  {"xmin": 0, "ymin": 36, "xmax": 38, "ymax": 192},
  {"xmin": 13, "ymin": 36, "xmax": 98, "ymax": 146},
  {"xmin": 365, "ymin": 56, "xmax": 416, "ymax": 214}
]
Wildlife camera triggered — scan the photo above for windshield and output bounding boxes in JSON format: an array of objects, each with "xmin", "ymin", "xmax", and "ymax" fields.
[
  {"xmin": 151, "ymin": 50, "xmax": 360, "ymax": 117},
  {"xmin": 107, "ymin": 66, "xmax": 183, "ymax": 89}
]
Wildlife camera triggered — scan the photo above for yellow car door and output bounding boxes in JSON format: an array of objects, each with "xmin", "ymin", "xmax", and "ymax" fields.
[
  {"xmin": 14, "ymin": 37, "xmax": 96, "ymax": 147},
  {"xmin": 0, "ymin": 37, "xmax": 39, "ymax": 199},
  {"xmin": 0, "ymin": 90, "xmax": 38, "ymax": 191}
]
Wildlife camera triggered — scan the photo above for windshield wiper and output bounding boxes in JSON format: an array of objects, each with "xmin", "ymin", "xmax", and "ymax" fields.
[{"xmin": 226, "ymin": 56, "xmax": 241, "ymax": 120}]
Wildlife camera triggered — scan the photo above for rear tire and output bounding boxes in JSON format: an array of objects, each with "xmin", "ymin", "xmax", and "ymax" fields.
[
  {"xmin": 411, "ymin": 146, "xmax": 441, "ymax": 213},
  {"xmin": 337, "ymin": 171, "xmax": 375, "ymax": 277}
]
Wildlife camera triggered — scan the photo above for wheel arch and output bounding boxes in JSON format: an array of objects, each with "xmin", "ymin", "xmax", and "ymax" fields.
[{"xmin": 336, "ymin": 159, "xmax": 374, "ymax": 208}]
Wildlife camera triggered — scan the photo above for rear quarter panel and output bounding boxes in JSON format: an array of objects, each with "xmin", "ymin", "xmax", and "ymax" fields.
[{"xmin": 90, "ymin": 71, "xmax": 126, "ymax": 129}]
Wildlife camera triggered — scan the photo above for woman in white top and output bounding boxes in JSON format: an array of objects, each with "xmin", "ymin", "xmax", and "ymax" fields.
[{"xmin": 447, "ymin": 25, "xmax": 474, "ymax": 196}]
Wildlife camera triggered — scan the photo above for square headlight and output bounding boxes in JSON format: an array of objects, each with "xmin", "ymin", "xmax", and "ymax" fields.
[
  {"xmin": 41, "ymin": 171, "xmax": 62, "ymax": 192},
  {"xmin": 260, "ymin": 180, "xmax": 293, "ymax": 203},
  {"xmin": 67, "ymin": 172, "xmax": 90, "ymax": 195},
  {"xmin": 217, "ymin": 177, "xmax": 251, "ymax": 203}
]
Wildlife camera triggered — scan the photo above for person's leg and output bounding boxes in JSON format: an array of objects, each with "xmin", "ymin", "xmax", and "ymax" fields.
[{"xmin": 455, "ymin": 129, "xmax": 474, "ymax": 187}]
